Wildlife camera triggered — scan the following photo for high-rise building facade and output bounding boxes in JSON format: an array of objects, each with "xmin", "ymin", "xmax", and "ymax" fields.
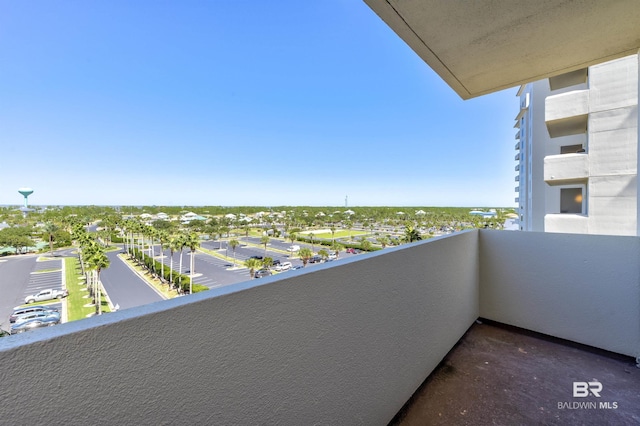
[{"xmin": 516, "ymin": 55, "xmax": 638, "ymax": 235}]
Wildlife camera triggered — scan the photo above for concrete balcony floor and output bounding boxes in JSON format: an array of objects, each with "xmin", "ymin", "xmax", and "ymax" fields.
[{"xmin": 391, "ymin": 321, "xmax": 640, "ymax": 426}]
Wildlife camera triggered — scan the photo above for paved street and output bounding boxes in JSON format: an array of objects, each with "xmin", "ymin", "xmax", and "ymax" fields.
[{"xmin": 99, "ymin": 250, "xmax": 164, "ymax": 311}]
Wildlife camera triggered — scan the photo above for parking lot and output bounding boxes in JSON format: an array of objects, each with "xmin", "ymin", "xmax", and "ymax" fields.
[{"xmin": 0, "ymin": 256, "xmax": 64, "ymax": 332}]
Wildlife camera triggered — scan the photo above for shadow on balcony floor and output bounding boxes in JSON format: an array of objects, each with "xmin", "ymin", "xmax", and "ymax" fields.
[{"xmin": 390, "ymin": 321, "xmax": 640, "ymax": 426}]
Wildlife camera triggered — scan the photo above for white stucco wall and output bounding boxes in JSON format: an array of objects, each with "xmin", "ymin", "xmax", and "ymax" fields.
[
  {"xmin": 0, "ymin": 231, "xmax": 480, "ymax": 425},
  {"xmin": 479, "ymin": 230, "xmax": 640, "ymax": 358}
]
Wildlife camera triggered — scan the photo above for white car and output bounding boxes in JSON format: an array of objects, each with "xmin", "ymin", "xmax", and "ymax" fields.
[
  {"xmin": 287, "ymin": 245, "xmax": 300, "ymax": 252},
  {"xmin": 274, "ymin": 261, "xmax": 292, "ymax": 271},
  {"xmin": 24, "ymin": 288, "xmax": 69, "ymax": 304}
]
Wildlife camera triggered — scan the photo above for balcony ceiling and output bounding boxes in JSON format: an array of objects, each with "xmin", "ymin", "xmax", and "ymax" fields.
[{"xmin": 364, "ymin": 0, "xmax": 640, "ymax": 99}]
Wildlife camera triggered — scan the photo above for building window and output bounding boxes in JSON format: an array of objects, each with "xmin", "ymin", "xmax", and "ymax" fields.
[
  {"xmin": 560, "ymin": 187, "xmax": 583, "ymax": 213},
  {"xmin": 560, "ymin": 144, "xmax": 584, "ymax": 154}
]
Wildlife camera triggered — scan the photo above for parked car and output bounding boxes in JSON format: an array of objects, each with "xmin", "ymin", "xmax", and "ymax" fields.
[
  {"xmin": 10, "ymin": 317, "xmax": 59, "ymax": 334},
  {"xmin": 9, "ymin": 305, "xmax": 59, "ymax": 323},
  {"xmin": 272, "ymin": 259, "xmax": 281, "ymax": 266},
  {"xmin": 13, "ymin": 311, "xmax": 61, "ymax": 326},
  {"xmin": 24, "ymin": 288, "xmax": 68, "ymax": 304},
  {"xmin": 345, "ymin": 248, "xmax": 360, "ymax": 254},
  {"xmin": 327, "ymin": 253, "xmax": 337, "ymax": 261},
  {"xmin": 255, "ymin": 269, "xmax": 272, "ymax": 278},
  {"xmin": 249, "ymin": 255, "xmax": 263, "ymax": 260},
  {"xmin": 308, "ymin": 255, "xmax": 323, "ymax": 264},
  {"xmin": 287, "ymin": 245, "xmax": 300, "ymax": 252},
  {"xmin": 274, "ymin": 261, "xmax": 292, "ymax": 271}
]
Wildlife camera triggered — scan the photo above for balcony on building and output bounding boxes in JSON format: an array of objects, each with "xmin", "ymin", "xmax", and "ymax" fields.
[
  {"xmin": 544, "ymin": 153, "xmax": 589, "ymax": 185},
  {"xmin": 545, "ymin": 89, "xmax": 589, "ymax": 138},
  {"xmin": 515, "ymin": 141, "xmax": 520, "ymax": 150},
  {"xmin": 1, "ymin": 230, "xmax": 638, "ymax": 425}
]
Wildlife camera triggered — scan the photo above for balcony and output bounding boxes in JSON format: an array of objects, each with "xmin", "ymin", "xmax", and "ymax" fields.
[
  {"xmin": 1, "ymin": 230, "xmax": 638, "ymax": 424},
  {"xmin": 545, "ymin": 214, "xmax": 590, "ymax": 234},
  {"xmin": 544, "ymin": 153, "xmax": 589, "ymax": 185},
  {"xmin": 545, "ymin": 90, "xmax": 589, "ymax": 138}
]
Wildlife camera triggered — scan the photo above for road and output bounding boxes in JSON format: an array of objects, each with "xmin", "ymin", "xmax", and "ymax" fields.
[{"xmin": 99, "ymin": 250, "xmax": 164, "ymax": 311}]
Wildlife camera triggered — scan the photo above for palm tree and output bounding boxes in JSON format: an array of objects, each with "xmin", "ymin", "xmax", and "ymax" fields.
[
  {"xmin": 377, "ymin": 235, "xmax": 389, "ymax": 249},
  {"xmin": 309, "ymin": 232, "xmax": 315, "ymax": 252},
  {"xmin": 43, "ymin": 221, "xmax": 58, "ymax": 255},
  {"xmin": 262, "ymin": 257, "xmax": 274, "ymax": 270},
  {"xmin": 185, "ymin": 233, "xmax": 200, "ymax": 295},
  {"xmin": 244, "ymin": 258, "xmax": 262, "ymax": 279},
  {"xmin": 86, "ymin": 249, "xmax": 110, "ymax": 315},
  {"xmin": 260, "ymin": 235, "xmax": 270, "ymax": 257},
  {"xmin": 299, "ymin": 247, "xmax": 313, "ymax": 267},
  {"xmin": 176, "ymin": 233, "xmax": 187, "ymax": 288},
  {"xmin": 331, "ymin": 242, "xmax": 344, "ymax": 259},
  {"xmin": 330, "ymin": 226, "xmax": 336, "ymax": 244},
  {"xmin": 168, "ymin": 236, "xmax": 182, "ymax": 288},
  {"xmin": 157, "ymin": 230, "xmax": 169, "ymax": 282},
  {"xmin": 318, "ymin": 249, "xmax": 329, "ymax": 262},
  {"xmin": 403, "ymin": 225, "xmax": 422, "ymax": 243},
  {"xmin": 229, "ymin": 239, "xmax": 239, "ymax": 267}
]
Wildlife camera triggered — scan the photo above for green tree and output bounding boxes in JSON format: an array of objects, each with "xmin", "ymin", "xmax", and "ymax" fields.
[
  {"xmin": 175, "ymin": 233, "xmax": 187, "ymax": 286},
  {"xmin": 318, "ymin": 249, "xmax": 329, "ymax": 262},
  {"xmin": 157, "ymin": 230, "xmax": 169, "ymax": 282},
  {"xmin": 185, "ymin": 233, "xmax": 201, "ymax": 294},
  {"xmin": 377, "ymin": 235, "xmax": 389, "ymax": 249},
  {"xmin": 403, "ymin": 225, "xmax": 422, "ymax": 243},
  {"xmin": 168, "ymin": 235, "xmax": 183, "ymax": 287},
  {"xmin": 244, "ymin": 258, "xmax": 262, "ymax": 279},
  {"xmin": 229, "ymin": 239, "xmax": 240, "ymax": 267},
  {"xmin": 298, "ymin": 247, "xmax": 313, "ymax": 267},
  {"xmin": 86, "ymin": 250, "xmax": 110, "ymax": 315},
  {"xmin": 42, "ymin": 222, "xmax": 59, "ymax": 255},
  {"xmin": 260, "ymin": 235, "xmax": 270, "ymax": 257},
  {"xmin": 262, "ymin": 257, "xmax": 274, "ymax": 270},
  {"xmin": 331, "ymin": 242, "xmax": 344, "ymax": 259}
]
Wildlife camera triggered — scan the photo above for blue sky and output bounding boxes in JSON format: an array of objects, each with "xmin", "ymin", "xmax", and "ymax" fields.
[{"xmin": 0, "ymin": 1, "xmax": 518, "ymax": 207}]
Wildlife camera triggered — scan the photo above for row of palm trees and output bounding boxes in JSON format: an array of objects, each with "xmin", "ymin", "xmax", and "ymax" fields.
[
  {"xmin": 73, "ymin": 226, "xmax": 110, "ymax": 315},
  {"xmin": 120, "ymin": 220, "xmax": 204, "ymax": 295}
]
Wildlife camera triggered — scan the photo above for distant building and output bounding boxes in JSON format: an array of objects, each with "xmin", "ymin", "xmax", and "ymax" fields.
[{"xmin": 515, "ymin": 54, "xmax": 638, "ymax": 235}]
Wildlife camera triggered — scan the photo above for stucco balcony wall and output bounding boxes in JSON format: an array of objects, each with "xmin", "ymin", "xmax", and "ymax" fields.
[
  {"xmin": 544, "ymin": 153, "xmax": 589, "ymax": 184},
  {"xmin": 479, "ymin": 230, "xmax": 640, "ymax": 358},
  {"xmin": 1, "ymin": 230, "xmax": 639, "ymax": 425},
  {"xmin": 544, "ymin": 213, "xmax": 589, "ymax": 234},
  {"xmin": 0, "ymin": 231, "xmax": 480, "ymax": 426}
]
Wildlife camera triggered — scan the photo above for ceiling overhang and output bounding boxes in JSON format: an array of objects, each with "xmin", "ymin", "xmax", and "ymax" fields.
[{"xmin": 364, "ymin": 0, "xmax": 640, "ymax": 99}]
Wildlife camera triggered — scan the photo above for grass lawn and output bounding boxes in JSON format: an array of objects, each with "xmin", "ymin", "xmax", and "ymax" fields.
[
  {"xmin": 65, "ymin": 257, "xmax": 111, "ymax": 321},
  {"xmin": 309, "ymin": 230, "xmax": 369, "ymax": 239}
]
